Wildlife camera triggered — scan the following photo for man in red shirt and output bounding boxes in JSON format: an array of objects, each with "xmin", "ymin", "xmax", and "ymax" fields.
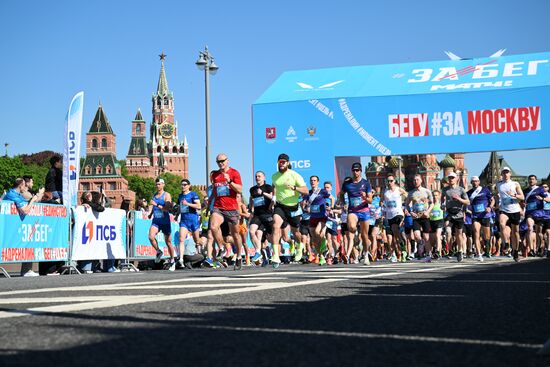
[{"xmin": 209, "ymin": 153, "xmax": 244, "ymax": 270}]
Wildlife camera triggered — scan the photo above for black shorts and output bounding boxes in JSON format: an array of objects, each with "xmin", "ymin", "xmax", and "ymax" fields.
[
  {"xmin": 220, "ymin": 222, "xmax": 230, "ymax": 237},
  {"xmin": 446, "ymin": 216, "xmax": 465, "ymax": 233},
  {"xmin": 464, "ymin": 223, "xmax": 472, "ymax": 237},
  {"xmin": 429, "ymin": 219, "xmax": 444, "ymax": 233},
  {"xmin": 299, "ymin": 220, "xmax": 310, "ymax": 236},
  {"xmin": 472, "ymin": 217, "xmax": 491, "ymax": 227},
  {"xmin": 273, "ymin": 203, "xmax": 302, "ymax": 228},
  {"xmin": 530, "ymin": 217, "xmax": 550, "ymax": 231},
  {"xmin": 388, "ymin": 216, "xmax": 403, "ymax": 228},
  {"xmin": 500, "ymin": 211, "xmax": 521, "ymax": 226},
  {"xmin": 340, "ymin": 223, "xmax": 348, "ymax": 234},
  {"xmin": 413, "ymin": 218, "xmax": 431, "ymax": 233},
  {"xmin": 250, "ymin": 214, "xmax": 273, "ymax": 234}
]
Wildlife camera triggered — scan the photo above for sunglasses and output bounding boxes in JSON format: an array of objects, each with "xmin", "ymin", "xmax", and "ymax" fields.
[
  {"xmin": 181, "ymin": 183, "xmax": 189, "ymax": 186},
  {"xmin": 387, "ymin": 179, "xmax": 394, "ymax": 182},
  {"xmin": 278, "ymin": 160, "xmax": 288, "ymax": 164},
  {"xmin": 216, "ymin": 159, "xmax": 227, "ymax": 164}
]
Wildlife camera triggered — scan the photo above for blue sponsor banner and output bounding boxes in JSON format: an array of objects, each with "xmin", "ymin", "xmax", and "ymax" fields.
[
  {"xmin": 253, "ymin": 52, "xmax": 550, "ymax": 189},
  {"xmin": 132, "ymin": 211, "xmax": 181, "ymax": 259},
  {"xmin": 0, "ymin": 201, "xmax": 69, "ymax": 263}
]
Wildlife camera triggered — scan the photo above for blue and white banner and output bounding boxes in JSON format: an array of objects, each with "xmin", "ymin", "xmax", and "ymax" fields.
[
  {"xmin": 63, "ymin": 91, "xmax": 84, "ymax": 208},
  {"xmin": 0, "ymin": 201, "xmax": 69, "ymax": 263},
  {"xmin": 131, "ymin": 211, "xmax": 180, "ymax": 259},
  {"xmin": 72, "ymin": 206, "xmax": 126, "ymax": 260},
  {"xmin": 253, "ymin": 52, "xmax": 550, "ymax": 189}
]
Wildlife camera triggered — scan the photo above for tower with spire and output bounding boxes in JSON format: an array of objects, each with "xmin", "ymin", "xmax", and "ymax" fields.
[
  {"xmin": 79, "ymin": 103, "xmax": 135, "ymax": 208},
  {"xmin": 125, "ymin": 52, "xmax": 189, "ymax": 178}
]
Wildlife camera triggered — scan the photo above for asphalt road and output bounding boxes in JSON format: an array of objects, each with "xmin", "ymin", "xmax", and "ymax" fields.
[{"xmin": 0, "ymin": 257, "xmax": 549, "ymax": 367}]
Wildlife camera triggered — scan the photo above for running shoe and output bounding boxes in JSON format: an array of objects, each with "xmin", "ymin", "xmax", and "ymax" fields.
[
  {"xmin": 457, "ymin": 252, "xmax": 463, "ymax": 263},
  {"xmin": 513, "ymin": 250, "xmax": 519, "ymax": 262},
  {"xmin": 326, "ymin": 256, "xmax": 333, "ymax": 265},
  {"xmin": 251, "ymin": 253, "xmax": 263, "ymax": 264},
  {"xmin": 308, "ymin": 253, "xmax": 316, "ymax": 263},
  {"xmin": 294, "ymin": 242, "xmax": 303, "ymax": 262},
  {"xmin": 155, "ymin": 250, "xmax": 163, "ymax": 263},
  {"xmin": 203, "ymin": 257, "xmax": 215, "ymax": 268},
  {"xmin": 272, "ymin": 255, "xmax": 281, "ymax": 269},
  {"xmin": 390, "ymin": 254, "xmax": 397, "ymax": 263},
  {"xmin": 319, "ymin": 255, "xmax": 326, "ymax": 266},
  {"xmin": 477, "ymin": 254, "xmax": 484, "ymax": 262},
  {"xmin": 168, "ymin": 262, "xmax": 176, "ymax": 272},
  {"xmin": 234, "ymin": 258, "xmax": 242, "ymax": 271},
  {"xmin": 423, "ymin": 255, "xmax": 432, "ymax": 263}
]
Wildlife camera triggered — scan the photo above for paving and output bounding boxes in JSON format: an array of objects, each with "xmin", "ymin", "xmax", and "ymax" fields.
[{"xmin": 0, "ymin": 257, "xmax": 549, "ymax": 367}]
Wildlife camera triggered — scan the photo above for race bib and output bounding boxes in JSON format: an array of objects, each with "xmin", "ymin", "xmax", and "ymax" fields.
[
  {"xmin": 502, "ymin": 197, "xmax": 517, "ymax": 206},
  {"xmin": 326, "ymin": 221, "xmax": 334, "ymax": 230},
  {"xmin": 153, "ymin": 210, "xmax": 164, "ymax": 219},
  {"xmin": 413, "ymin": 203, "xmax": 425, "ymax": 212},
  {"xmin": 216, "ymin": 185, "xmax": 230, "ymax": 197},
  {"xmin": 291, "ymin": 207, "xmax": 303, "ymax": 217},
  {"xmin": 180, "ymin": 205, "xmax": 189, "ymax": 214},
  {"xmin": 544, "ymin": 202, "xmax": 550, "ymax": 211},
  {"xmin": 302, "ymin": 212, "xmax": 311, "ymax": 220},
  {"xmin": 253, "ymin": 196, "xmax": 265, "ymax": 207},
  {"xmin": 526, "ymin": 201, "xmax": 538, "ymax": 211},
  {"xmin": 431, "ymin": 210, "xmax": 441, "ymax": 218},
  {"xmin": 350, "ymin": 196, "xmax": 363, "ymax": 207},
  {"xmin": 386, "ymin": 200, "xmax": 397, "ymax": 208},
  {"xmin": 310, "ymin": 204, "xmax": 321, "ymax": 213},
  {"xmin": 473, "ymin": 203, "xmax": 486, "ymax": 213}
]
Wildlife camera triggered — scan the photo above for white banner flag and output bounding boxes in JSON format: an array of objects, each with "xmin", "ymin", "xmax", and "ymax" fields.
[
  {"xmin": 72, "ymin": 207, "xmax": 127, "ymax": 260},
  {"xmin": 63, "ymin": 91, "xmax": 84, "ymax": 208}
]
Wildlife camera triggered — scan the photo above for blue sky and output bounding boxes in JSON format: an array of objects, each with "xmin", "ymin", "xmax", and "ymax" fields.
[{"xmin": 1, "ymin": 0, "xmax": 549, "ymax": 191}]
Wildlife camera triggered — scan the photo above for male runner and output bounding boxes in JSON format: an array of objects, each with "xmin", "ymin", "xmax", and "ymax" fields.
[
  {"xmin": 405, "ymin": 174, "xmax": 433, "ymax": 261},
  {"xmin": 149, "ymin": 178, "xmax": 176, "ymax": 271},
  {"xmin": 209, "ymin": 153, "xmax": 244, "ymax": 270},
  {"xmin": 467, "ymin": 176, "xmax": 495, "ymax": 259},
  {"xmin": 271, "ymin": 153, "xmax": 308, "ymax": 268},
  {"xmin": 249, "ymin": 171, "xmax": 274, "ymax": 264},
  {"xmin": 523, "ymin": 175, "xmax": 550, "ymax": 257},
  {"xmin": 177, "ymin": 179, "xmax": 202, "ymax": 268},
  {"xmin": 442, "ymin": 172, "xmax": 470, "ymax": 262},
  {"xmin": 496, "ymin": 167, "xmax": 525, "ymax": 262}
]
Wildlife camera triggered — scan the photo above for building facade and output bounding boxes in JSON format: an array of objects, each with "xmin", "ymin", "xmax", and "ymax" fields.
[
  {"xmin": 126, "ymin": 54, "xmax": 189, "ymax": 178},
  {"xmin": 79, "ymin": 104, "xmax": 135, "ymax": 209}
]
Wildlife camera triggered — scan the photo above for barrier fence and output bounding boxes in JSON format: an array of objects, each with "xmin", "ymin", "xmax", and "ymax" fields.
[{"xmin": 0, "ymin": 202, "xmax": 283, "ymax": 278}]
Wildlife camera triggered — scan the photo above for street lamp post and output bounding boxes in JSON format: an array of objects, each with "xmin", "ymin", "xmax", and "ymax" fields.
[{"xmin": 196, "ymin": 46, "xmax": 219, "ymax": 186}]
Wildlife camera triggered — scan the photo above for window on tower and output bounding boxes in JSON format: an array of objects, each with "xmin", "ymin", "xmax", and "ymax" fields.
[
  {"xmin": 102, "ymin": 138, "xmax": 107, "ymax": 148},
  {"xmin": 92, "ymin": 139, "xmax": 98, "ymax": 149},
  {"xmin": 136, "ymin": 124, "xmax": 141, "ymax": 134},
  {"xmin": 96, "ymin": 166, "xmax": 102, "ymax": 174},
  {"xmin": 172, "ymin": 147, "xmax": 177, "ymax": 154}
]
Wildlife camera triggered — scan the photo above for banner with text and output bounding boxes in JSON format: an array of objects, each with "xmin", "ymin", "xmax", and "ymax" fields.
[
  {"xmin": 72, "ymin": 206, "xmax": 126, "ymax": 260},
  {"xmin": 0, "ymin": 201, "xmax": 69, "ymax": 263}
]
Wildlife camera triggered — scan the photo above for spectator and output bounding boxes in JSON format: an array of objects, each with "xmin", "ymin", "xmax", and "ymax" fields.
[
  {"xmin": 45, "ymin": 155, "xmax": 63, "ymax": 203},
  {"xmin": 78, "ymin": 191, "xmax": 106, "ymax": 274},
  {"xmin": 4, "ymin": 178, "xmax": 45, "ymax": 277}
]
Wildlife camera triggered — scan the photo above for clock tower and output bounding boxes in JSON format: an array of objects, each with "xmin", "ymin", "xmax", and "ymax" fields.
[{"xmin": 149, "ymin": 53, "xmax": 188, "ymax": 178}]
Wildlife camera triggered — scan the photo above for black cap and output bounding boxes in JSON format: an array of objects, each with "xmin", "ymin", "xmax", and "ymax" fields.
[
  {"xmin": 351, "ymin": 162, "xmax": 362, "ymax": 170},
  {"xmin": 278, "ymin": 153, "xmax": 290, "ymax": 162}
]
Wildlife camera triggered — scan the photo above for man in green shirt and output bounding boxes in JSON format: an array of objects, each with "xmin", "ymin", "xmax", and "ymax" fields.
[{"xmin": 271, "ymin": 153, "xmax": 308, "ymax": 268}]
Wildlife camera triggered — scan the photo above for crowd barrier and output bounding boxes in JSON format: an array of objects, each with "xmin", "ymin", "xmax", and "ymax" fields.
[{"xmin": 0, "ymin": 203, "xmax": 287, "ymax": 278}]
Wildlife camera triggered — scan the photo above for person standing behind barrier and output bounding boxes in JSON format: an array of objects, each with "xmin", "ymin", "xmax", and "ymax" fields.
[
  {"xmin": 20, "ymin": 175, "xmax": 45, "ymax": 276},
  {"xmin": 45, "ymin": 155, "xmax": 63, "ymax": 203},
  {"xmin": 177, "ymin": 179, "xmax": 201, "ymax": 269},
  {"xmin": 271, "ymin": 153, "xmax": 308, "ymax": 269},
  {"xmin": 4, "ymin": 178, "xmax": 45, "ymax": 277},
  {"xmin": 209, "ymin": 153, "xmax": 244, "ymax": 271},
  {"xmin": 149, "ymin": 178, "xmax": 177, "ymax": 271}
]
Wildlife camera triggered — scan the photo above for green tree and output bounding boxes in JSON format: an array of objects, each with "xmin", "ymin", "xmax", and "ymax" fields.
[{"xmin": 126, "ymin": 175, "xmax": 155, "ymax": 202}]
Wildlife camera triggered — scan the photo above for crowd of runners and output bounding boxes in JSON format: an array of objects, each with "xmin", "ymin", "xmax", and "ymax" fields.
[{"xmin": 148, "ymin": 152, "xmax": 550, "ymax": 271}]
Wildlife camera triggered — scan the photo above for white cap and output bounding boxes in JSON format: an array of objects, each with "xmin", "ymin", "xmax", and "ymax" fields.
[
  {"xmin": 471, "ymin": 176, "xmax": 480, "ymax": 181},
  {"xmin": 156, "ymin": 178, "xmax": 165, "ymax": 184},
  {"xmin": 447, "ymin": 172, "xmax": 457, "ymax": 178},
  {"xmin": 501, "ymin": 166, "xmax": 511, "ymax": 173}
]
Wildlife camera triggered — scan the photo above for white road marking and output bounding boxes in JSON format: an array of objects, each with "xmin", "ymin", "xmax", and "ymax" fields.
[
  {"xmin": 191, "ymin": 325, "xmax": 543, "ymax": 350},
  {"xmin": 0, "ymin": 264, "xmax": 465, "ymax": 319}
]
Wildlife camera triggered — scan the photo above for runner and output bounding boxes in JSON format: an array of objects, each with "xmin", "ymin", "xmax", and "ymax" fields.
[
  {"xmin": 337, "ymin": 162, "xmax": 373, "ymax": 265},
  {"xmin": 149, "ymin": 178, "xmax": 176, "ymax": 271},
  {"xmin": 442, "ymin": 172, "xmax": 470, "ymax": 262},
  {"xmin": 248, "ymin": 171, "xmax": 274, "ymax": 265},
  {"xmin": 305, "ymin": 175, "xmax": 332, "ymax": 266},
  {"xmin": 428, "ymin": 190, "xmax": 444, "ymax": 261},
  {"xmin": 271, "ymin": 153, "xmax": 308, "ymax": 268},
  {"xmin": 496, "ymin": 166, "xmax": 525, "ymax": 262},
  {"xmin": 523, "ymin": 175, "xmax": 550, "ymax": 258},
  {"xmin": 368, "ymin": 187, "xmax": 383, "ymax": 262},
  {"xmin": 405, "ymin": 174, "xmax": 433, "ymax": 261},
  {"xmin": 467, "ymin": 176, "xmax": 495, "ymax": 259},
  {"xmin": 176, "ymin": 179, "xmax": 201, "ymax": 269},
  {"xmin": 209, "ymin": 153, "xmax": 244, "ymax": 270},
  {"xmin": 383, "ymin": 174, "xmax": 407, "ymax": 263},
  {"xmin": 541, "ymin": 183, "xmax": 550, "ymax": 257}
]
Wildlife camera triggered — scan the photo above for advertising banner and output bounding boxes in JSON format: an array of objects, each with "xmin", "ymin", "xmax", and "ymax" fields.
[
  {"xmin": 253, "ymin": 52, "xmax": 550, "ymax": 190},
  {"xmin": 72, "ymin": 206, "xmax": 126, "ymax": 260},
  {"xmin": 0, "ymin": 201, "xmax": 69, "ymax": 263},
  {"xmin": 131, "ymin": 211, "xmax": 181, "ymax": 259},
  {"xmin": 63, "ymin": 91, "xmax": 84, "ymax": 208}
]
